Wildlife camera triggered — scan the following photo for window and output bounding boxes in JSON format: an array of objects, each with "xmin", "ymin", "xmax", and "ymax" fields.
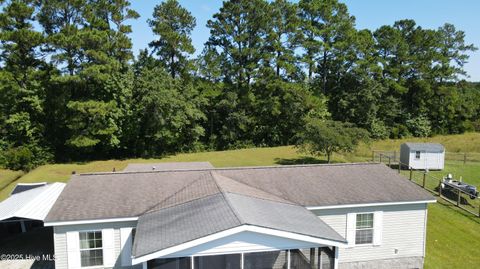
[
  {"xmin": 80, "ymin": 231, "xmax": 103, "ymax": 267},
  {"xmin": 415, "ymin": 151, "xmax": 421, "ymax": 159},
  {"xmin": 355, "ymin": 213, "xmax": 374, "ymax": 245}
]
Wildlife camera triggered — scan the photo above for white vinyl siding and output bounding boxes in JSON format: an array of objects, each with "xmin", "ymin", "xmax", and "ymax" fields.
[
  {"xmin": 53, "ymin": 221, "xmax": 137, "ymax": 269},
  {"xmin": 54, "ymin": 229, "xmax": 69, "ymax": 269},
  {"xmin": 312, "ymin": 203, "xmax": 428, "ymax": 264}
]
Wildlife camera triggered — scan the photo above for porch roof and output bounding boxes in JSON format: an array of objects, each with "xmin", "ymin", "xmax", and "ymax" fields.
[{"xmin": 0, "ymin": 183, "xmax": 65, "ymax": 222}]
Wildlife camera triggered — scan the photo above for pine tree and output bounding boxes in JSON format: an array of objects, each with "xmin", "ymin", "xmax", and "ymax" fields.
[{"xmin": 148, "ymin": 0, "xmax": 196, "ymax": 79}]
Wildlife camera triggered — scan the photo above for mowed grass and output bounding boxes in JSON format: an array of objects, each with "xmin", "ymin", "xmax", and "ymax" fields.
[
  {"xmin": 0, "ymin": 169, "xmax": 24, "ymax": 191},
  {"xmin": 426, "ymin": 201, "xmax": 480, "ymax": 269},
  {"xmin": 0, "ymin": 133, "xmax": 479, "ymax": 268}
]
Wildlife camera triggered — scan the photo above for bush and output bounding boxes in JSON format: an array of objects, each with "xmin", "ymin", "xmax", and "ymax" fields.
[
  {"xmin": 391, "ymin": 124, "xmax": 411, "ymax": 139},
  {"xmin": 3, "ymin": 145, "xmax": 52, "ymax": 171},
  {"xmin": 369, "ymin": 119, "xmax": 390, "ymax": 139},
  {"xmin": 406, "ymin": 114, "xmax": 432, "ymax": 137},
  {"xmin": 4, "ymin": 147, "xmax": 35, "ymax": 171}
]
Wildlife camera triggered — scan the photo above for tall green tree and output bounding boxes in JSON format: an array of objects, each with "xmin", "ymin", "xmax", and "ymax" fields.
[
  {"xmin": 298, "ymin": 0, "xmax": 356, "ymax": 91},
  {"xmin": 129, "ymin": 66, "xmax": 206, "ymax": 156},
  {"xmin": 0, "ymin": 0, "xmax": 52, "ymax": 169},
  {"xmin": 265, "ymin": 0, "xmax": 300, "ymax": 80},
  {"xmin": 206, "ymin": 0, "xmax": 270, "ymax": 86},
  {"xmin": 38, "ymin": 0, "xmax": 138, "ymax": 159},
  {"xmin": 434, "ymin": 23, "xmax": 477, "ymax": 83},
  {"xmin": 148, "ymin": 0, "xmax": 196, "ymax": 79}
]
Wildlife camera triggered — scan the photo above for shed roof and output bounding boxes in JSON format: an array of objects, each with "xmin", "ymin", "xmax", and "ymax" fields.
[
  {"xmin": 45, "ymin": 163, "xmax": 434, "ymax": 223},
  {"xmin": 0, "ymin": 183, "xmax": 65, "ymax": 221},
  {"xmin": 402, "ymin": 143, "xmax": 445, "ymax": 152}
]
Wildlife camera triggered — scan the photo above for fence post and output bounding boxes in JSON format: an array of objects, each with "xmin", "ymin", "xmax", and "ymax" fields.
[
  {"xmin": 380, "ymin": 154, "xmax": 382, "ymax": 163},
  {"xmin": 398, "ymin": 162, "xmax": 401, "ymax": 173},
  {"xmin": 457, "ymin": 189, "xmax": 461, "ymax": 207},
  {"xmin": 438, "ymin": 180, "xmax": 442, "ymax": 198},
  {"xmin": 372, "ymin": 151, "xmax": 375, "ymax": 162},
  {"xmin": 388, "ymin": 157, "xmax": 391, "ymax": 168},
  {"xmin": 464, "ymin": 153, "xmax": 467, "ymax": 165},
  {"xmin": 409, "ymin": 169, "xmax": 413, "ymax": 181},
  {"xmin": 422, "ymin": 171, "xmax": 427, "ymax": 189},
  {"xmin": 394, "ymin": 151, "xmax": 397, "ymax": 163}
]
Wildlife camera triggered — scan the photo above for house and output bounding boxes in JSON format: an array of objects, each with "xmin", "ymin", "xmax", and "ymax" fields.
[
  {"xmin": 400, "ymin": 143, "xmax": 445, "ymax": 170},
  {"xmin": 42, "ymin": 162, "xmax": 435, "ymax": 269}
]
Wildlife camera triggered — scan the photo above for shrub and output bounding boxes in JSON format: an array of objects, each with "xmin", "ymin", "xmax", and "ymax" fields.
[
  {"xmin": 406, "ymin": 114, "xmax": 432, "ymax": 137},
  {"xmin": 391, "ymin": 124, "xmax": 411, "ymax": 139},
  {"xmin": 3, "ymin": 145, "xmax": 52, "ymax": 171}
]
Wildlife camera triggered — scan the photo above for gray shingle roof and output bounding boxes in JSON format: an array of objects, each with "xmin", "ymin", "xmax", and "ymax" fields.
[
  {"xmin": 123, "ymin": 162, "xmax": 213, "ymax": 172},
  {"xmin": 218, "ymin": 164, "xmax": 435, "ymax": 207},
  {"xmin": 45, "ymin": 163, "xmax": 435, "ymax": 223},
  {"xmin": 133, "ymin": 193, "xmax": 241, "ymax": 257},
  {"xmin": 133, "ymin": 191, "xmax": 346, "ymax": 258},
  {"xmin": 402, "ymin": 143, "xmax": 445, "ymax": 152}
]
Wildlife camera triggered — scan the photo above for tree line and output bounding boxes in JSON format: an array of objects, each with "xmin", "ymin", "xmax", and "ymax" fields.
[{"xmin": 0, "ymin": 0, "xmax": 478, "ymax": 170}]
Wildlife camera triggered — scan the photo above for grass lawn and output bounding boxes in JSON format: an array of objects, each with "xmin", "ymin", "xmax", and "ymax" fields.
[
  {"xmin": 0, "ymin": 169, "xmax": 24, "ymax": 192},
  {"xmin": 1, "ymin": 133, "xmax": 480, "ymax": 268},
  {"xmin": 426, "ymin": 200, "xmax": 480, "ymax": 269}
]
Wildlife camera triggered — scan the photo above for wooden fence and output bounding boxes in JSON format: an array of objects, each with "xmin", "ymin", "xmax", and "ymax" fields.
[
  {"xmin": 372, "ymin": 150, "xmax": 480, "ymax": 164},
  {"xmin": 376, "ymin": 152, "xmax": 480, "ymax": 218}
]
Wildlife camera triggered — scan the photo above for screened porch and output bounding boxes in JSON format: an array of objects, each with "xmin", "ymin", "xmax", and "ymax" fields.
[{"xmin": 146, "ymin": 247, "xmax": 337, "ymax": 269}]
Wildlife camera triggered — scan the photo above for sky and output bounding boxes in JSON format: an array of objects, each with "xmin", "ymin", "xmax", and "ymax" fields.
[{"xmin": 129, "ymin": 0, "xmax": 480, "ymax": 81}]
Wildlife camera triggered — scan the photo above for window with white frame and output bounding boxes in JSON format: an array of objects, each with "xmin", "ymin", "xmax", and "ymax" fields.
[
  {"xmin": 79, "ymin": 231, "xmax": 103, "ymax": 267},
  {"xmin": 415, "ymin": 151, "xmax": 421, "ymax": 159},
  {"xmin": 355, "ymin": 213, "xmax": 374, "ymax": 245}
]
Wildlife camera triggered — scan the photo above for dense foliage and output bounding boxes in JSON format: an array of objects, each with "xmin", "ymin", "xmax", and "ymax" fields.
[
  {"xmin": 0, "ymin": 0, "xmax": 478, "ymax": 170},
  {"xmin": 296, "ymin": 118, "xmax": 370, "ymax": 163}
]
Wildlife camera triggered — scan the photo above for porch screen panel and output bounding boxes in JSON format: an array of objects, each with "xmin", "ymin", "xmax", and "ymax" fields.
[
  {"xmin": 147, "ymin": 257, "xmax": 191, "ymax": 269},
  {"xmin": 290, "ymin": 249, "xmax": 314, "ymax": 269},
  {"xmin": 318, "ymin": 247, "xmax": 334, "ymax": 269},
  {"xmin": 244, "ymin": 251, "xmax": 287, "ymax": 269},
  {"xmin": 194, "ymin": 254, "xmax": 241, "ymax": 269}
]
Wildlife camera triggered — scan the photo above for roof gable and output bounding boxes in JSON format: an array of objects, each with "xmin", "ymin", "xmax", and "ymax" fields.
[{"xmin": 133, "ymin": 191, "xmax": 345, "ymax": 259}]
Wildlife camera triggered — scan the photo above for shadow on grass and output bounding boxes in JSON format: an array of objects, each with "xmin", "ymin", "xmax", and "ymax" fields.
[
  {"xmin": 275, "ymin": 156, "xmax": 329, "ymax": 165},
  {"xmin": 437, "ymin": 187, "xmax": 478, "ymax": 207},
  {"xmin": 435, "ymin": 199, "xmax": 480, "ymax": 224}
]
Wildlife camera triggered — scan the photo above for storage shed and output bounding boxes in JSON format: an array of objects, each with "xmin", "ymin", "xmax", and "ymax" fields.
[{"xmin": 400, "ymin": 143, "xmax": 445, "ymax": 170}]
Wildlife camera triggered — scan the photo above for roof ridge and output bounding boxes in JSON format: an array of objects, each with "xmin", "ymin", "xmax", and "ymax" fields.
[
  {"xmin": 140, "ymin": 172, "xmax": 220, "ymax": 214},
  {"xmin": 141, "ymin": 193, "xmax": 223, "ymax": 216},
  {"xmin": 210, "ymin": 171, "xmax": 245, "ymax": 224},
  {"xmin": 210, "ymin": 171, "xmax": 294, "ymax": 204},
  {"xmin": 77, "ymin": 162, "xmax": 379, "ymax": 176}
]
